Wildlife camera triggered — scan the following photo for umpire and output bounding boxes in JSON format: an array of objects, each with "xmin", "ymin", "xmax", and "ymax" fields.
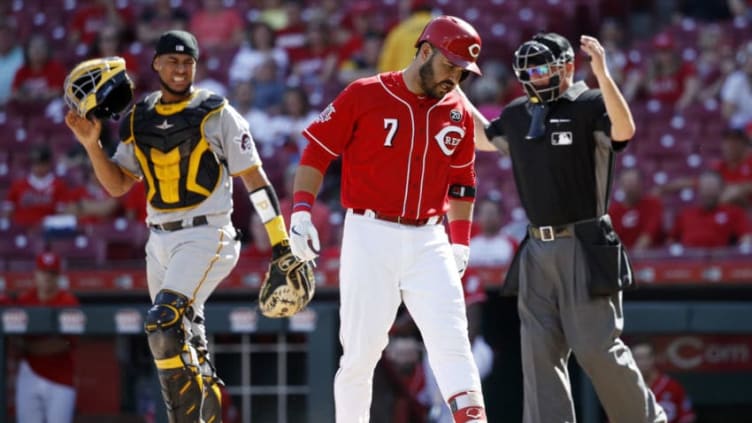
[{"xmin": 472, "ymin": 33, "xmax": 667, "ymax": 422}]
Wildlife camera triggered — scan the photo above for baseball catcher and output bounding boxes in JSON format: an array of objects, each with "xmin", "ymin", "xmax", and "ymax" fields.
[{"xmin": 259, "ymin": 240, "xmax": 316, "ymax": 318}]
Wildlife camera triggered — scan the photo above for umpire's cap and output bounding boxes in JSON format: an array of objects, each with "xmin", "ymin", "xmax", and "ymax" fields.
[{"xmin": 154, "ymin": 30, "xmax": 199, "ymax": 60}]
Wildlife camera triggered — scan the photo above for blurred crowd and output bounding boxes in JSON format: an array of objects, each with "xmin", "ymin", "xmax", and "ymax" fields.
[{"xmin": 1, "ymin": 0, "xmax": 752, "ymax": 272}]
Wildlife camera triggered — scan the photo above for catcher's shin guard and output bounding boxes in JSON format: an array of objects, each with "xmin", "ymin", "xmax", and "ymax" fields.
[
  {"xmin": 145, "ymin": 290, "xmax": 204, "ymax": 423},
  {"xmin": 191, "ymin": 336, "xmax": 224, "ymax": 423},
  {"xmin": 201, "ymin": 375, "xmax": 223, "ymax": 423},
  {"xmin": 449, "ymin": 391, "xmax": 487, "ymax": 423}
]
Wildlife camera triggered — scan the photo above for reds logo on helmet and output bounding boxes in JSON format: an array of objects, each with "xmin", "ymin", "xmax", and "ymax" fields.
[{"xmin": 416, "ymin": 15, "xmax": 483, "ymax": 76}]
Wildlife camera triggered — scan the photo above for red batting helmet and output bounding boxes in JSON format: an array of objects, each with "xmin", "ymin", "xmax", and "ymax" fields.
[{"xmin": 415, "ymin": 15, "xmax": 482, "ymax": 75}]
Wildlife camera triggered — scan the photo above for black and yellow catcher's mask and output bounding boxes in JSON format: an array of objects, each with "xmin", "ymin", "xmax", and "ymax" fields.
[{"xmin": 64, "ymin": 56, "xmax": 134, "ymax": 120}]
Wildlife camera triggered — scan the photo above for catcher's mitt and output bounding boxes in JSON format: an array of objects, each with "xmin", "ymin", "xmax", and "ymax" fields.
[{"xmin": 259, "ymin": 241, "xmax": 316, "ymax": 318}]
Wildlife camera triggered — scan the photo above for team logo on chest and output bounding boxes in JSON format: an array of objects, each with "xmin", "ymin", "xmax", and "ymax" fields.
[{"xmin": 434, "ymin": 125, "xmax": 465, "ymax": 156}]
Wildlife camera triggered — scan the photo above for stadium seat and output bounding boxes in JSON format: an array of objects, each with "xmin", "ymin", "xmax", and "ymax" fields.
[
  {"xmin": 82, "ymin": 218, "xmax": 149, "ymax": 260},
  {"xmin": 47, "ymin": 235, "xmax": 107, "ymax": 269}
]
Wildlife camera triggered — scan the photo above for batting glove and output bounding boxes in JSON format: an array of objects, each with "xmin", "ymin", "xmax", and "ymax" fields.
[
  {"xmin": 290, "ymin": 211, "xmax": 320, "ymax": 261},
  {"xmin": 452, "ymin": 244, "xmax": 470, "ymax": 278}
]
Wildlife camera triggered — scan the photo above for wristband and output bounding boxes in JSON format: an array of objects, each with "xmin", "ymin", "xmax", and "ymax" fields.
[
  {"xmin": 449, "ymin": 220, "xmax": 472, "ymax": 246},
  {"xmin": 293, "ymin": 191, "xmax": 315, "ymax": 212}
]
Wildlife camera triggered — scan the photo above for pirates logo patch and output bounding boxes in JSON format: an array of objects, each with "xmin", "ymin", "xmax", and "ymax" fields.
[{"xmin": 235, "ymin": 132, "xmax": 254, "ymax": 154}]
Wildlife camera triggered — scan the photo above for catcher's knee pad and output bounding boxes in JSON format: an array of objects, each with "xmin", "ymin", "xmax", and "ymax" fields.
[
  {"xmin": 145, "ymin": 290, "xmax": 204, "ymax": 423},
  {"xmin": 145, "ymin": 290, "xmax": 193, "ymax": 359},
  {"xmin": 449, "ymin": 391, "xmax": 487, "ymax": 423}
]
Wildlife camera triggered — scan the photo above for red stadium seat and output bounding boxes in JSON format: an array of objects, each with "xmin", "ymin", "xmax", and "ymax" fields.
[{"xmin": 47, "ymin": 235, "xmax": 107, "ymax": 269}]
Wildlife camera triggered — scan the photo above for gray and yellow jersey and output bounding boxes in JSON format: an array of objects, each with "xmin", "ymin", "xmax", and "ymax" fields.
[{"xmin": 114, "ymin": 88, "xmax": 261, "ymax": 226}]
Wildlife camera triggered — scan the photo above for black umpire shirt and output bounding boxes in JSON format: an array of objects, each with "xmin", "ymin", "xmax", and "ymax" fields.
[{"xmin": 485, "ymin": 81, "xmax": 629, "ymax": 227}]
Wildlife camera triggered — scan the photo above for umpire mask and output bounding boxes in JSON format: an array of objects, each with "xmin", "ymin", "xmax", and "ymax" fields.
[
  {"xmin": 64, "ymin": 56, "xmax": 134, "ymax": 120},
  {"xmin": 513, "ymin": 33, "xmax": 574, "ymax": 139}
]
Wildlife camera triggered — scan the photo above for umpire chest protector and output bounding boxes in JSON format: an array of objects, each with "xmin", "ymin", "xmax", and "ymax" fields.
[{"xmin": 121, "ymin": 92, "xmax": 225, "ymax": 211}]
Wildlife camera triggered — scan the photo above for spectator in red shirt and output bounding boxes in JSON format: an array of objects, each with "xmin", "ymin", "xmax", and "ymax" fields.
[
  {"xmin": 2, "ymin": 145, "xmax": 70, "ymax": 228},
  {"xmin": 274, "ymin": 0, "xmax": 308, "ymax": 52},
  {"xmin": 62, "ymin": 163, "xmax": 121, "ymax": 226},
  {"xmin": 609, "ymin": 167, "xmax": 665, "ymax": 251},
  {"xmin": 468, "ymin": 198, "xmax": 518, "ymax": 267},
  {"xmin": 712, "ymin": 128, "xmax": 752, "ymax": 206},
  {"xmin": 670, "ymin": 170, "xmax": 752, "ymax": 248},
  {"xmin": 14, "ymin": 252, "xmax": 80, "ymax": 423},
  {"xmin": 633, "ymin": 342, "xmax": 696, "ymax": 423},
  {"xmin": 67, "ymin": 0, "xmax": 133, "ymax": 47},
  {"xmin": 9, "ymin": 34, "xmax": 66, "ymax": 112},
  {"xmin": 122, "ymin": 180, "xmax": 147, "ymax": 223},
  {"xmin": 189, "ymin": 0, "xmax": 245, "ymax": 50},
  {"xmin": 623, "ymin": 32, "xmax": 700, "ymax": 111},
  {"xmin": 287, "ymin": 20, "xmax": 339, "ymax": 91}
]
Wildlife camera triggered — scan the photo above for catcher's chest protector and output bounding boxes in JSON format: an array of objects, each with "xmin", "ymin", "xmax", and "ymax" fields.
[{"xmin": 125, "ymin": 95, "xmax": 225, "ymax": 210}]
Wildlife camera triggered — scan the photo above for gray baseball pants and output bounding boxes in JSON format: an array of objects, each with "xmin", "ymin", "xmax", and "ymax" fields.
[{"xmin": 517, "ymin": 235, "xmax": 666, "ymax": 423}]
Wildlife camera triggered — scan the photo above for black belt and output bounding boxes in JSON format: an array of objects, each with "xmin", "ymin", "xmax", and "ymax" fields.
[
  {"xmin": 528, "ymin": 224, "xmax": 573, "ymax": 241},
  {"xmin": 351, "ymin": 209, "xmax": 443, "ymax": 227},
  {"xmin": 150, "ymin": 215, "xmax": 209, "ymax": 232}
]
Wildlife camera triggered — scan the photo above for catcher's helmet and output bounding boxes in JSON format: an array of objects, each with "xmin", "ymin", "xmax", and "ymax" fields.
[
  {"xmin": 415, "ymin": 15, "xmax": 482, "ymax": 75},
  {"xmin": 64, "ymin": 56, "xmax": 134, "ymax": 120},
  {"xmin": 513, "ymin": 33, "xmax": 574, "ymax": 103}
]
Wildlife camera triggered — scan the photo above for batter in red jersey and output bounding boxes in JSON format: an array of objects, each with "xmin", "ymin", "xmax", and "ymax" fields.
[
  {"xmin": 289, "ymin": 16, "xmax": 487, "ymax": 423},
  {"xmin": 14, "ymin": 252, "xmax": 80, "ymax": 423}
]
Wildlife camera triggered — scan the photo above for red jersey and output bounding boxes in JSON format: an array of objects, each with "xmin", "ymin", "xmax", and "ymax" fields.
[
  {"xmin": 5, "ymin": 174, "xmax": 69, "ymax": 227},
  {"xmin": 66, "ymin": 182, "xmax": 118, "ymax": 225},
  {"xmin": 646, "ymin": 62, "xmax": 696, "ymax": 106},
  {"xmin": 609, "ymin": 195, "xmax": 664, "ymax": 249},
  {"xmin": 69, "ymin": 4, "xmax": 134, "ymax": 45},
  {"xmin": 711, "ymin": 156, "xmax": 752, "ymax": 184},
  {"xmin": 651, "ymin": 374, "xmax": 696, "ymax": 423},
  {"xmin": 15, "ymin": 288, "xmax": 80, "ymax": 387},
  {"xmin": 672, "ymin": 204, "xmax": 751, "ymax": 247},
  {"xmin": 302, "ymin": 71, "xmax": 476, "ymax": 219},
  {"xmin": 11, "ymin": 60, "xmax": 66, "ymax": 97}
]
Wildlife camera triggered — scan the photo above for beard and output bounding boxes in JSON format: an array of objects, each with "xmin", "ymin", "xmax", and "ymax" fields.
[
  {"xmin": 158, "ymin": 75, "xmax": 192, "ymax": 98},
  {"xmin": 418, "ymin": 55, "xmax": 455, "ymax": 99}
]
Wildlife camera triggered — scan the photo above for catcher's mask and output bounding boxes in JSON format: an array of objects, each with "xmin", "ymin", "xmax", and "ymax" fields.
[
  {"xmin": 513, "ymin": 33, "xmax": 574, "ymax": 104},
  {"xmin": 64, "ymin": 56, "xmax": 134, "ymax": 120}
]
